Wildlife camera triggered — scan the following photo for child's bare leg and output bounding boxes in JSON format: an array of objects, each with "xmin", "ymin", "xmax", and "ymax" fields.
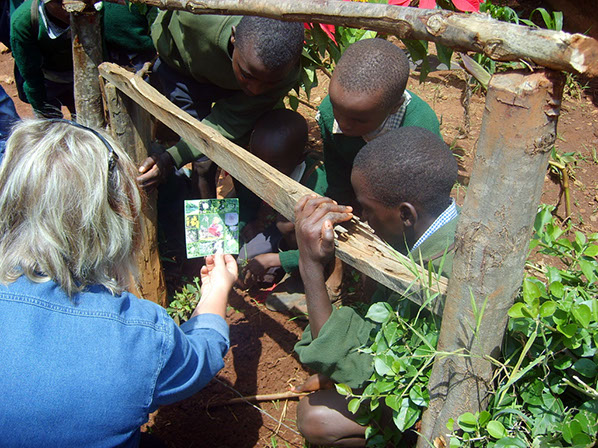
[{"xmin": 297, "ymin": 389, "xmax": 366, "ymax": 447}]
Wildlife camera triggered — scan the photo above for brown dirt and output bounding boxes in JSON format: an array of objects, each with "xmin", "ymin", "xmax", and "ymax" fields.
[{"xmin": 2, "ymin": 38, "xmax": 598, "ymax": 447}]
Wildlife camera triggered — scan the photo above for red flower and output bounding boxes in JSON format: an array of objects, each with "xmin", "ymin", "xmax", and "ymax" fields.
[{"xmin": 418, "ymin": 0, "xmax": 481, "ymax": 11}]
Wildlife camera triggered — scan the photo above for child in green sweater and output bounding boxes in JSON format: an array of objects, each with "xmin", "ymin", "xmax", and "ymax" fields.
[
  {"xmin": 319, "ymin": 38, "xmax": 441, "ymax": 209},
  {"xmin": 236, "ymin": 109, "xmax": 327, "ymax": 289},
  {"xmin": 292, "ymin": 126, "xmax": 458, "ymax": 447},
  {"xmin": 10, "ymin": 0, "xmax": 155, "ymax": 118},
  {"xmin": 137, "ymin": 13, "xmax": 304, "ymax": 198}
]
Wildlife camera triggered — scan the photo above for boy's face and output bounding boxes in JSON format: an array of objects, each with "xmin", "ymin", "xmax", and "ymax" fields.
[
  {"xmin": 329, "ymin": 75, "xmax": 393, "ymax": 138},
  {"xmin": 231, "ymin": 40, "xmax": 293, "ymax": 97},
  {"xmin": 351, "ymin": 169, "xmax": 404, "ymax": 248}
]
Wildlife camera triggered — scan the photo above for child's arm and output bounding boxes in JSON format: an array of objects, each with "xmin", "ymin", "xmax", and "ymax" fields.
[
  {"xmin": 294, "ymin": 195, "xmax": 352, "ymax": 338},
  {"xmin": 240, "ymin": 253, "xmax": 281, "ymax": 287}
]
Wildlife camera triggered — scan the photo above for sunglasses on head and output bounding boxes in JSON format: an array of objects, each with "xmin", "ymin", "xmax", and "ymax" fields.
[{"xmin": 46, "ymin": 118, "xmax": 119, "ymax": 172}]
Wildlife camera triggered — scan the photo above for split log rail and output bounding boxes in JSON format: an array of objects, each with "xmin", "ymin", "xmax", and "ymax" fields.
[{"xmin": 63, "ymin": 0, "xmax": 587, "ymax": 445}]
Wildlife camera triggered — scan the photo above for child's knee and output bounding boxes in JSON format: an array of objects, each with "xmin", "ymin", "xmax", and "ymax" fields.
[{"xmin": 297, "ymin": 396, "xmax": 336, "ymax": 445}]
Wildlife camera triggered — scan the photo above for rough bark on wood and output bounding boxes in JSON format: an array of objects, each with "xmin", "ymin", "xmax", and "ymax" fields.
[
  {"xmin": 103, "ymin": 82, "xmax": 167, "ymax": 307},
  {"xmin": 69, "ymin": 2, "xmax": 104, "ymax": 127},
  {"xmin": 98, "ymin": 62, "xmax": 448, "ymax": 312},
  {"xmin": 104, "ymin": 0, "xmax": 598, "ymax": 77},
  {"xmin": 417, "ymin": 70, "xmax": 564, "ymax": 447}
]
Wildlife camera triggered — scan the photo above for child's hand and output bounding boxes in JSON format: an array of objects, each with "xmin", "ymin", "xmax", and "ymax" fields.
[
  {"xmin": 290, "ymin": 373, "xmax": 334, "ymax": 393},
  {"xmin": 294, "ymin": 195, "xmax": 352, "ymax": 269},
  {"xmin": 192, "ymin": 254, "xmax": 238, "ymax": 319},
  {"xmin": 239, "ymin": 253, "xmax": 281, "ymax": 288},
  {"xmin": 137, "ymin": 153, "xmax": 174, "ymax": 191}
]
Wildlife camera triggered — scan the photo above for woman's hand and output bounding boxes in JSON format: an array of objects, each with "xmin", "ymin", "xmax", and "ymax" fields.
[{"xmin": 192, "ymin": 254, "xmax": 238, "ymax": 319}]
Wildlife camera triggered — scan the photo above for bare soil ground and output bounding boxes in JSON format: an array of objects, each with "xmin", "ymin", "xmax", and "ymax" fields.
[{"xmin": 2, "ymin": 43, "xmax": 597, "ymax": 448}]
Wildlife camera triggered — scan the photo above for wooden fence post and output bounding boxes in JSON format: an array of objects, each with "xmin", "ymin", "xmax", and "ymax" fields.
[
  {"xmin": 417, "ymin": 70, "xmax": 564, "ymax": 447},
  {"xmin": 103, "ymin": 82, "xmax": 167, "ymax": 307},
  {"xmin": 66, "ymin": 0, "xmax": 104, "ymax": 127}
]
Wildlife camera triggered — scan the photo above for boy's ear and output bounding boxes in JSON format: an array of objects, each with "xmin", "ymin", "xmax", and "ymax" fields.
[
  {"xmin": 398, "ymin": 202, "xmax": 418, "ymax": 228},
  {"xmin": 230, "ymin": 26, "xmax": 236, "ymax": 46}
]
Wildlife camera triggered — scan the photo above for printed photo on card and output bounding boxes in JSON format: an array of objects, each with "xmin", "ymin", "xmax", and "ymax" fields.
[{"xmin": 184, "ymin": 198, "xmax": 239, "ymax": 258}]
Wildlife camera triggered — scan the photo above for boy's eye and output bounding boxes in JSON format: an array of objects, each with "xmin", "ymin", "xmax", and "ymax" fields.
[{"xmin": 240, "ymin": 69, "xmax": 254, "ymax": 80}]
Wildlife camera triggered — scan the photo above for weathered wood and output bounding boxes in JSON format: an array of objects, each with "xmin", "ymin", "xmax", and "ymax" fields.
[
  {"xmin": 69, "ymin": 1, "xmax": 104, "ymax": 127},
  {"xmin": 102, "ymin": 81, "xmax": 168, "ymax": 308},
  {"xmin": 417, "ymin": 70, "xmax": 564, "ymax": 447},
  {"xmin": 98, "ymin": 62, "xmax": 448, "ymax": 313},
  {"xmin": 109, "ymin": 0, "xmax": 598, "ymax": 77}
]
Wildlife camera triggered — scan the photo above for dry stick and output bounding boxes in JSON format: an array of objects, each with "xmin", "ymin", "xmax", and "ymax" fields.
[
  {"xmin": 209, "ymin": 391, "xmax": 308, "ymax": 407},
  {"xmin": 102, "ymin": 0, "xmax": 598, "ymax": 77},
  {"xmin": 548, "ymin": 160, "xmax": 572, "ymax": 219},
  {"xmin": 291, "ymin": 95, "xmax": 317, "ymax": 111},
  {"xmin": 99, "ymin": 62, "xmax": 448, "ymax": 313},
  {"xmin": 275, "ymin": 400, "xmax": 289, "ymax": 435},
  {"xmin": 212, "ymin": 378, "xmax": 302, "ymax": 436}
]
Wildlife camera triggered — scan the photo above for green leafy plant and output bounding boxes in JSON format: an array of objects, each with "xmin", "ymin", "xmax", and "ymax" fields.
[
  {"xmin": 335, "ymin": 205, "xmax": 597, "ymax": 447},
  {"xmin": 166, "ymin": 277, "xmax": 202, "ymax": 324},
  {"xmin": 448, "ymin": 204, "xmax": 598, "ymax": 447}
]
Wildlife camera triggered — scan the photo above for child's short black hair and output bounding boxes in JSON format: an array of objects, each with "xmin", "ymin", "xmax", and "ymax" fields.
[
  {"xmin": 333, "ymin": 38, "xmax": 410, "ymax": 111},
  {"xmin": 252, "ymin": 109, "xmax": 307, "ymax": 151},
  {"xmin": 353, "ymin": 127, "xmax": 457, "ymax": 216},
  {"xmin": 235, "ymin": 17, "xmax": 304, "ymax": 72}
]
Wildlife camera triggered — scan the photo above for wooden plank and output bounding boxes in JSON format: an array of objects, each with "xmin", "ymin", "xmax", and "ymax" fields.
[
  {"xmin": 102, "ymin": 0, "xmax": 598, "ymax": 77},
  {"xmin": 417, "ymin": 70, "xmax": 564, "ymax": 446},
  {"xmin": 103, "ymin": 81, "xmax": 168, "ymax": 307},
  {"xmin": 98, "ymin": 62, "xmax": 448, "ymax": 313}
]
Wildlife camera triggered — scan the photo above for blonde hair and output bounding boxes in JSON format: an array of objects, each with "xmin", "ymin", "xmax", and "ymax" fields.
[{"xmin": 0, "ymin": 119, "xmax": 143, "ymax": 295}]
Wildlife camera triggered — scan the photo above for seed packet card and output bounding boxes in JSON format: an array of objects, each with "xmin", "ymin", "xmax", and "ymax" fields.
[{"xmin": 184, "ymin": 198, "xmax": 240, "ymax": 258}]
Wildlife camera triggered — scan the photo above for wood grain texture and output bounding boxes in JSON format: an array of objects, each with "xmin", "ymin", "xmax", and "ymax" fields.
[
  {"xmin": 103, "ymin": 81, "xmax": 167, "ymax": 307},
  {"xmin": 98, "ymin": 62, "xmax": 448, "ymax": 313},
  {"xmin": 103, "ymin": 0, "xmax": 598, "ymax": 77}
]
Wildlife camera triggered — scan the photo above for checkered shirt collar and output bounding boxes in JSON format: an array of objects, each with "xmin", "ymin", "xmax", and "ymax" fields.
[
  {"xmin": 411, "ymin": 199, "xmax": 458, "ymax": 250},
  {"xmin": 331, "ymin": 91, "xmax": 412, "ymax": 138}
]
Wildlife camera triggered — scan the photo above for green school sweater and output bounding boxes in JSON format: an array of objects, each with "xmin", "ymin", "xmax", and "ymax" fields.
[
  {"xmin": 318, "ymin": 91, "xmax": 441, "ymax": 206},
  {"xmin": 294, "ymin": 214, "xmax": 457, "ymax": 389},
  {"xmin": 236, "ymin": 156, "xmax": 328, "ymax": 273},
  {"xmin": 10, "ymin": 0, "xmax": 155, "ymax": 115},
  {"xmin": 152, "ymin": 11, "xmax": 301, "ymax": 167}
]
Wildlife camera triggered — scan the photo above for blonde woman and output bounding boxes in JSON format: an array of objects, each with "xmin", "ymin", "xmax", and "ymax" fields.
[{"xmin": 0, "ymin": 119, "xmax": 237, "ymax": 447}]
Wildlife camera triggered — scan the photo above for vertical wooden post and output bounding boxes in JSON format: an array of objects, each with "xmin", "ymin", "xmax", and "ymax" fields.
[
  {"xmin": 417, "ymin": 70, "xmax": 564, "ymax": 447},
  {"xmin": 66, "ymin": 0, "xmax": 104, "ymax": 127},
  {"xmin": 103, "ymin": 82, "xmax": 167, "ymax": 307}
]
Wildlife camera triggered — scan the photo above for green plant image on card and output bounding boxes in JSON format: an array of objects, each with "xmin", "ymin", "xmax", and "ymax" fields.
[{"xmin": 184, "ymin": 199, "xmax": 240, "ymax": 258}]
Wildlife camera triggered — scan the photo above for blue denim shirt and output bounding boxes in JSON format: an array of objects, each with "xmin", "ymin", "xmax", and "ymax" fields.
[{"xmin": 0, "ymin": 276, "xmax": 230, "ymax": 447}]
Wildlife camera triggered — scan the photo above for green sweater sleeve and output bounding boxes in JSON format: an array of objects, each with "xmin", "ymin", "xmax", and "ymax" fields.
[
  {"xmin": 295, "ymin": 307, "xmax": 376, "ymax": 389},
  {"xmin": 11, "ymin": 0, "xmax": 47, "ymax": 113},
  {"xmin": 279, "ymin": 249, "xmax": 299, "ymax": 272},
  {"xmin": 103, "ymin": 3, "xmax": 156, "ymax": 54}
]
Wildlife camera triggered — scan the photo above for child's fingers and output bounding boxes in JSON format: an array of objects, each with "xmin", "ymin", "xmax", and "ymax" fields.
[{"xmin": 294, "ymin": 194, "xmax": 318, "ymax": 216}]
